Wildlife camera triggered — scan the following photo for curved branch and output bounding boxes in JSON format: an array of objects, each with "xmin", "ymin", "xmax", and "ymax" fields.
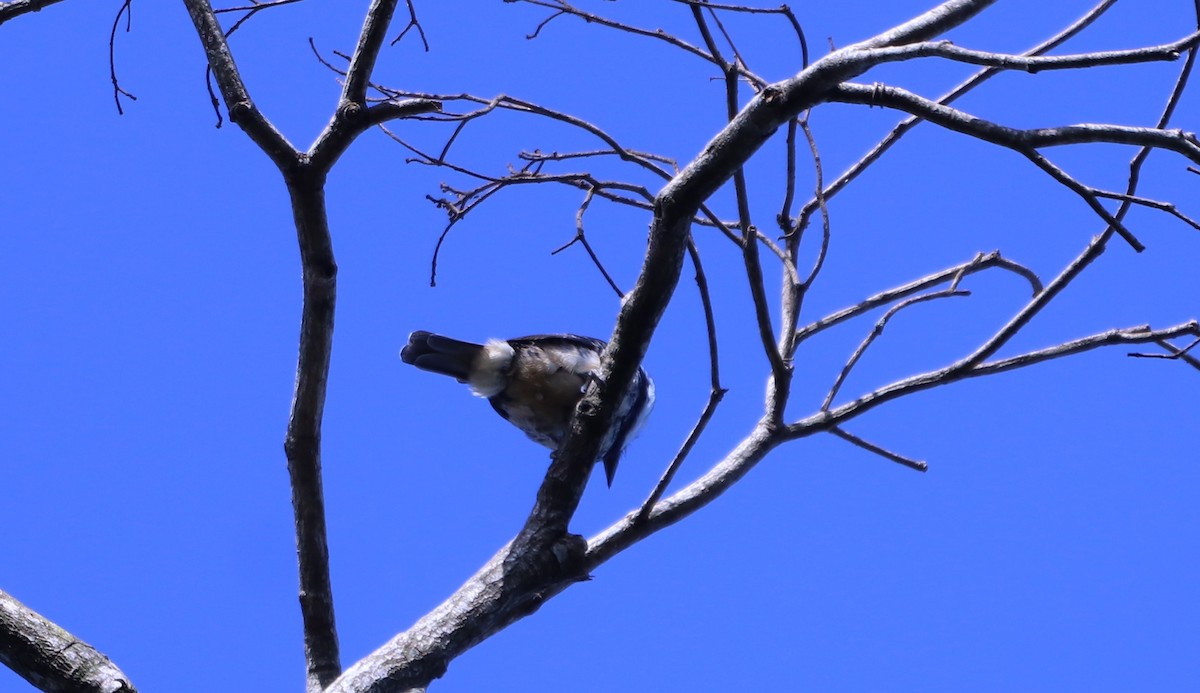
[
  {"xmin": 0, "ymin": 0, "xmax": 67, "ymax": 26},
  {"xmin": 831, "ymin": 82, "xmax": 1200, "ymax": 162},
  {"xmin": 1130, "ymin": 337, "xmax": 1200, "ymax": 370},
  {"xmin": 860, "ymin": 32, "xmax": 1200, "ymax": 73},
  {"xmin": 281, "ymin": 170, "xmax": 343, "ymax": 693},
  {"xmin": 830, "ymin": 81, "xmax": 1200, "ymax": 250},
  {"xmin": 0, "ymin": 588, "xmax": 136, "ymax": 693},
  {"xmin": 637, "ymin": 238, "xmax": 727, "ymax": 520},
  {"xmin": 968, "ymin": 322, "xmax": 1200, "ymax": 376}
]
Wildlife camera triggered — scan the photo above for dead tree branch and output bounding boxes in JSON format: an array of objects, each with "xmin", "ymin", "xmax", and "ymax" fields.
[
  {"xmin": 325, "ymin": 4, "xmax": 1012, "ymax": 690},
  {"xmin": 180, "ymin": 1, "xmax": 437, "ymax": 690},
  {"xmin": 0, "ymin": 0, "xmax": 68, "ymax": 25},
  {"xmin": 0, "ymin": 589, "xmax": 136, "ymax": 693},
  {"xmin": 795, "ymin": 0, "xmax": 1124, "ymax": 234}
]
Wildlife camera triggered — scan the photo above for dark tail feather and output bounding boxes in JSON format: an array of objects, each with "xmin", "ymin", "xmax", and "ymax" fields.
[
  {"xmin": 600, "ymin": 370, "xmax": 655, "ymax": 487},
  {"xmin": 400, "ymin": 331, "xmax": 484, "ymax": 382},
  {"xmin": 602, "ymin": 455, "xmax": 619, "ymax": 488}
]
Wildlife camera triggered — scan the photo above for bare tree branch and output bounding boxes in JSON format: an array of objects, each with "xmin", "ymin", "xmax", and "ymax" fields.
[
  {"xmin": 4, "ymin": 0, "xmax": 1196, "ymax": 691},
  {"xmin": 182, "ymin": 0, "xmax": 297, "ymax": 164},
  {"xmin": 214, "ymin": 0, "xmax": 305, "ymax": 13},
  {"xmin": 637, "ymin": 238, "xmax": 727, "ymax": 521},
  {"xmin": 0, "ymin": 589, "xmax": 137, "ymax": 693},
  {"xmin": 792, "ymin": 317, "xmax": 1200, "ymax": 438},
  {"xmin": 689, "ymin": 4, "xmax": 790, "ymax": 419},
  {"xmin": 341, "ymin": 0, "xmax": 395, "ymax": 105},
  {"xmin": 0, "ymin": 0, "xmax": 68, "ymax": 25},
  {"xmin": 389, "ymin": 0, "xmax": 428, "ymax": 49},
  {"xmin": 550, "ymin": 187, "xmax": 626, "ymax": 298},
  {"xmin": 324, "ymin": 6, "xmax": 1015, "ymax": 689},
  {"xmin": 795, "ymin": 0, "xmax": 1122, "ymax": 233},
  {"xmin": 1129, "ymin": 337, "xmax": 1200, "ymax": 370},
  {"xmin": 858, "ymin": 32, "xmax": 1200, "ymax": 73},
  {"xmin": 831, "ymin": 84, "xmax": 1200, "ymax": 162},
  {"xmin": 795, "ymin": 251, "xmax": 1042, "ymax": 344},
  {"xmin": 829, "ymin": 426, "xmax": 928, "ymax": 472},
  {"xmin": 181, "ymin": 1, "xmax": 343, "ymax": 688},
  {"xmin": 181, "ymin": 2, "xmax": 442, "ymax": 687},
  {"xmin": 821, "ymin": 287, "xmax": 971, "ymax": 411},
  {"xmin": 849, "ymin": 0, "xmax": 999, "ymax": 50},
  {"xmin": 108, "ymin": 0, "xmax": 136, "ymax": 114}
]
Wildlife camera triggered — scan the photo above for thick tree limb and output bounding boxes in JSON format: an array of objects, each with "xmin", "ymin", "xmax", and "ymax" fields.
[
  {"xmin": 181, "ymin": 0, "xmax": 297, "ymax": 165},
  {"xmin": 180, "ymin": 1, "xmax": 441, "ymax": 690},
  {"xmin": 324, "ymin": 3, "xmax": 1004, "ymax": 691},
  {"xmin": 0, "ymin": 589, "xmax": 136, "ymax": 693}
]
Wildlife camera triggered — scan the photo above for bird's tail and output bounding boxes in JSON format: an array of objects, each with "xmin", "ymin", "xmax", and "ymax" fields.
[{"xmin": 400, "ymin": 331, "xmax": 484, "ymax": 382}]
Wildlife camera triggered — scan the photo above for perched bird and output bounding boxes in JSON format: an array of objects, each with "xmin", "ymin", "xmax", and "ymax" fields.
[{"xmin": 400, "ymin": 330, "xmax": 654, "ymax": 486}]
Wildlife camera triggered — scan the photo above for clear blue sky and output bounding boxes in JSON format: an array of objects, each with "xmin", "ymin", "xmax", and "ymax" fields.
[{"xmin": 2, "ymin": 1, "xmax": 1197, "ymax": 691}]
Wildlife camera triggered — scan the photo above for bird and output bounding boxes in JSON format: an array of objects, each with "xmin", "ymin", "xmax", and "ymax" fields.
[{"xmin": 400, "ymin": 330, "xmax": 654, "ymax": 486}]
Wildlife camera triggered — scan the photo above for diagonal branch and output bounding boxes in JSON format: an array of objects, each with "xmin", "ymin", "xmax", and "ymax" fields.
[
  {"xmin": 342, "ymin": 0, "xmax": 398, "ymax": 105},
  {"xmin": 0, "ymin": 588, "xmax": 137, "ymax": 693},
  {"xmin": 180, "ymin": 0, "xmax": 296, "ymax": 166},
  {"xmin": 795, "ymin": 251, "xmax": 1042, "ymax": 344},
  {"xmin": 849, "ymin": 0, "xmax": 999, "ymax": 50},
  {"xmin": 0, "ymin": 0, "xmax": 68, "ymax": 25},
  {"xmin": 856, "ymin": 32, "xmax": 1200, "ymax": 73},
  {"xmin": 830, "ymin": 426, "xmax": 927, "ymax": 472},
  {"xmin": 637, "ymin": 238, "xmax": 727, "ymax": 521},
  {"xmin": 790, "ymin": 319, "xmax": 1200, "ymax": 437},
  {"xmin": 830, "ymin": 83, "xmax": 1200, "ymax": 162},
  {"xmin": 830, "ymin": 81, "xmax": 1200, "ymax": 250}
]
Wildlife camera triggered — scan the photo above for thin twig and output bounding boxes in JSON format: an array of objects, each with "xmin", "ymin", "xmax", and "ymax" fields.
[
  {"xmin": 108, "ymin": 0, "xmax": 137, "ymax": 115},
  {"xmin": 390, "ymin": 0, "xmax": 429, "ymax": 49},
  {"xmin": 550, "ymin": 187, "xmax": 625, "ymax": 298},
  {"xmin": 1129, "ymin": 336, "xmax": 1200, "ymax": 370},
  {"xmin": 829, "ymin": 426, "xmax": 928, "ymax": 472},
  {"xmin": 795, "ymin": 251, "xmax": 1042, "ymax": 344},
  {"xmin": 790, "ymin": 321, "xmax": 1200, "ymax": 438},
  {"xmin": 637, "ymin": 238, "xmax": 727, "ymax": 521},
  {"xmin": 691, "ymin": 3, "xmax": 789, "ymax": 419},
  {"xmin": 822, "ymin": 288, "xmax": 970, "ymax": 411}
]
